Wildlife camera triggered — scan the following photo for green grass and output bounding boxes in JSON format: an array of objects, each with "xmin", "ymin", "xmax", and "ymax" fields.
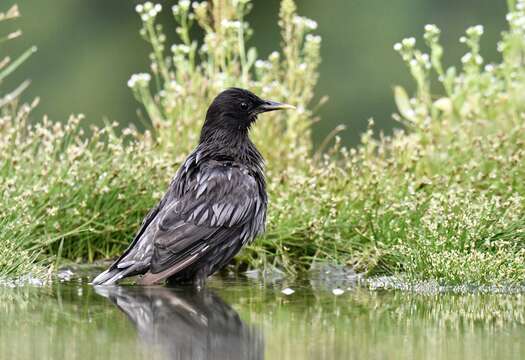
[{"xmin": 1, "ymin": 0, "xmax": 524, "ymax": 285}]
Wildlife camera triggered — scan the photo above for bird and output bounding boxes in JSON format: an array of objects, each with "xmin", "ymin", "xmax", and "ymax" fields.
[
  {"xmin": 92, "ymin": 87, "xmax": 294, "ymax": 286},
  {"xmin": 94, "ymin": 286, "xmax": 264, "ymax": 359}
]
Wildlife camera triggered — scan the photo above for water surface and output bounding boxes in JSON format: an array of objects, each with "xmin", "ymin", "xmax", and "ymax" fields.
[{"xmin": 1, "ymin": 271, "xmax": 524, "ymax": 360}]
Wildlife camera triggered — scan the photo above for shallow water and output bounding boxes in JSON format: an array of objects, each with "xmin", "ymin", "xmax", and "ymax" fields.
[{"xmin": 1, "ymin": 270, "xmax": 524, "ymax": 360}]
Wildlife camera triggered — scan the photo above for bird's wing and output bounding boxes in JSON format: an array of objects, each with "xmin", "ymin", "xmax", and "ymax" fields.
[{"xmin": 148, "ymin": 162, "xmax": 265, "ymax": 276}]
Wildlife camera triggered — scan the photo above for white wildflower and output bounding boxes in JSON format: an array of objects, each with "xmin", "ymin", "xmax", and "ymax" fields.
[
  {"xmin": 474, "ymin": 54, "xmax": 483, "ymax": 65},
  {"xmin": 433, "ymin": 97, "xmax": 453, "ymax": 113},
  {"xmin": 484, "ymin": 64, "xmax": 495, "ymax": 72},
  {"xmin": 461, "ymin": 52, "xmax": 472, "ymax": 64},
  {"xmin": 127, "ymin": 73, "xmax": 151, "ymax": 88},
  {"xmin": 169, "ymin": 80, "xmax": 184, "ymax": 93},
  {"xmin": 305, "ymin": 18, "xmax": 318, "ymax": 30},
  {"xmin": 171, "ymin": 44, "xmax": 191, "ymax": 54},
  {"xmin": 466, "ymin": 25, "xmax": 484, "ymax": 37},
  {"xmin": 424, "ymin": 24, "xmax": 440, "ymax": 35},
  {"xmin": 255, "ymin": 60, "xmax": 271, "ymax": 69},
  {"xmin": 269, "ymin": 51, "xmax": 280, "ymax": 61},
  {"xmin": 179, "ymin": 0, "xmax": 191, "ymax": 10},
  {"xmin": 402, "ymin": 37, "xmax": 416, "ymax": 47},
  {"xmin": 474, "ymin": 25, "xmax": 484, "ymax": 35},
  {"xmin": 305, "ymin": 34, "xmax": 321, "ymax": 44},
  {"xmin": 221, "ymin": 19, "xmax": 242, "ymax": 30},
  {"xmin": 46, "ymin": 207, "xmax": 58, "ymax": 216}
]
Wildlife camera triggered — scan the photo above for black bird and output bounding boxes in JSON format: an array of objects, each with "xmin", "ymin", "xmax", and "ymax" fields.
[
  {"xmin": 94, "ymin": 286, "xmax": 264, "ymax": 359},
  {"xmin": 93, "ymin": 88, "xmax": 294, "ymax": 286}
]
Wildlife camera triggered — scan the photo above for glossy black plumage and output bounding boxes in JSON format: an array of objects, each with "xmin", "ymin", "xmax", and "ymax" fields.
[{"xmin": 92, "ymin": 88, "xmax": 293, "ymax": 286}]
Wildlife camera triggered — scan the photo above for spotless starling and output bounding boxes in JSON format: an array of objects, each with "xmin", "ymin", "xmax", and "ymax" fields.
[{"xmin": 93, "ymin": 88, "xmax": 294, "ymax": 286}]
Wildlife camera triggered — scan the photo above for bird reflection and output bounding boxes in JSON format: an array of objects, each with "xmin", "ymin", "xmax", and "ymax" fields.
[{"xmin": 95, "ymin": 286, "xmax": 264, "ymax": 360}]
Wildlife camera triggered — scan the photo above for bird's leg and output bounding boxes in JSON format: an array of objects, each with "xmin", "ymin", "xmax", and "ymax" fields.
[{"xmin": 193, "ymin": 266, "xmax": 209, "ymax": 291}]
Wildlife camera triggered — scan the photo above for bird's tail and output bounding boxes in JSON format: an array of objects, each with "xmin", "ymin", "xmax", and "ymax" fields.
[{"xmin": 91, "ymin": 267, "xmax": 130, "ymax": 285}]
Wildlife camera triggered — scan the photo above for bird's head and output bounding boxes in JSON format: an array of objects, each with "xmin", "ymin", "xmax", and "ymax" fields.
[{"xmin": 201, "ymin": 88, "xmax": 294, "ymax": 140}]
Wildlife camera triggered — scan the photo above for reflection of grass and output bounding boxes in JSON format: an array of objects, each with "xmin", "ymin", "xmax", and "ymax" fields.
[
  {"xmin": 1, "ymin": 1, "xmax": 525, "ymax": 285},
  {"xmin": 217, "ymin": 279, "xmax": 525, "ymax": 359},
  {"xmin": 0, "ymin": 284, "xmax": 147, "ymax": 360}
]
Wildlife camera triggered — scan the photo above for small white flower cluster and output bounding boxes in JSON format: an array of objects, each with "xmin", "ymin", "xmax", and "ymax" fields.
[
  {"xmin": 404, "ymin": 37, "xmax": 416, "ymax": 47},
  {"xmin": 192, "ymin": 1, "xmax": 207, "ymax": 9},
  {"xmin": 199, "ymin": 32, "xmax": 217, "ymax": 54},
  {"xmin": 135, "ymin": 2, "xmax": 162, "ymax": 22},
  {"xmin": 394, "ymin": 37, "xmax": 416, "ymax": 52},
  {"xmin": 507, "ymin": 12, "xmax": 525, "ymax": 28},
  {"xmin": 484, "ymin": 64, "xmax": 495, "ymax": 72},
  {"xmin": 506, "ymin": 1, "xmax": 525, "ymax": 33},
  {"xmin": 413, "ymin": 53, "xmax": 431, "ymax": 70},
  {"xmin": 292, "ymin": 15, "xmax": 317, "ymax": 30},
  {"xmin": 466, "ymin": 25, "xmax": 484, "ymax": 37},
  {"xmin": 461, "ymin": 52, "xmax": 483, "ymax": 66},
  {"xmin": 221, "ymin": 19, "xmax": 243, "ymax": 30},
  {"xmin": 424, "ymin": 24, "xmax": 440, "ymax": 36},
  {"xmin": 173, "ymin": 0, "xmax": 191, "ymax": 15},
  {"xmin": 423, "ymin": 24, "xmax": 441, "ymax": 43},
  {"xmin": 261, "ymin": 80, "xmax": 280, "ymax": 95},
  {"xmin": 269, "ymin": 51, "xmax": 280, "ymax": 62},
  {"xmin": 127, "ymin": 73, "xmax": 151, "ymax": 88},
  {"xmin": 255, "ymin": 59, "xmax": 272, "ymax": 70},
  {"xmin": 305, "ymin": 34, "xmax": 321, "ymax": 44},
  {"xmin": 171, "ymin": 44, "xmax": 191, "ymax": 54},
  {"xmin": 168, "ymin": 80, "xmax": 184, "ymax": 94},
  {"xmin": 192, "ymin": 1, "xmax": 208, "ymax": 17}
]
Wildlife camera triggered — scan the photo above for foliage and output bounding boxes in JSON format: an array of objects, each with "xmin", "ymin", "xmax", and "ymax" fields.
[
  {"xmin": 0, "ymin": 5, "xmax": 42, "ymax": 277},
  {"xmin": 0, "ymin": 0, "xmax": 321, "ymax": 278},
  {"xmin": 0, "ymin": 7, "xmax": 170, "ymax": 277},
  {"xmin": 1, "ymin": 114, "xmax": 171, "ymax": 266},
  {"xmin": 1, "ymin": 0, "xmax": 524, "ymax": 285},
  {"xmin": 128, "ymin": 0, "xmax": 525, "ymax": 284},
  {"xmin": 129, "ymin": 0, "xmax": 322, "ymax": 168}
]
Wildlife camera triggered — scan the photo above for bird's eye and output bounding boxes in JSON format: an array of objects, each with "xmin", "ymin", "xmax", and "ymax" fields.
[{"xmin": 240, "ymin": 102, "xmax": 249, "ymax": 111}]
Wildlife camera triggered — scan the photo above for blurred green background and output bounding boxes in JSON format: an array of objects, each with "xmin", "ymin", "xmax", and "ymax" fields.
[{"xmin": 3, "ymin": 0, "xmax": 506, "ymax": 145}]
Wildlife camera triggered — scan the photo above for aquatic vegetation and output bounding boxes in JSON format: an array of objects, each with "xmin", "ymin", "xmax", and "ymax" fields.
[{"xmin": 1, "ymin": 0, "xmax": 524, "ymax": 285}]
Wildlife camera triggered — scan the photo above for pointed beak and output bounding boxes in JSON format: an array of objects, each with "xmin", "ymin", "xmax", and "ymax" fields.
[{"xmin": 257, "ymin": 100, "xmax": 296, "ymax": 113}]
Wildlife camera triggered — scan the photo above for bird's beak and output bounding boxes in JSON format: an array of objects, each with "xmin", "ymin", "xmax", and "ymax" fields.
[{"xmin": 257, "ymin": 100, "xmax": 296, "ymax": 113}]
